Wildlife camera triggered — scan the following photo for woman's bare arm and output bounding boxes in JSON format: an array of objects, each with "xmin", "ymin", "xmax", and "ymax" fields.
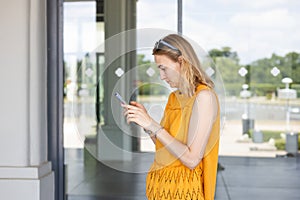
[{"xmin": 155, "ymin": 90, "xmax": 218, "ymax": 169}]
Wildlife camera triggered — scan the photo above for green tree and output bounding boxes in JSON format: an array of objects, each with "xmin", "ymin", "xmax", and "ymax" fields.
[
  {"xmin": 209, "ymin": 47, "xmax": 243, "ymax": 96},
  {"xmin": 285, "ymin": 52, "xmax": 300, "ymax": 84},
  {"xmin": 250, "ymin": 52, "xmax": 300, "ymax": 96},
  {"xmin": 137, "ymin": 49, "xmax": 300, "ymax": 97},
  {"xmin": 209, "ymin": 47, "xmax": 239, "ymax": 62}
]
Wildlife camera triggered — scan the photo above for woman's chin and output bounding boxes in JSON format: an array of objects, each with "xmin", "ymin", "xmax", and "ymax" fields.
[{"xmin": 168, "ymin": 82, "xmax": 178, "ymax": 88}]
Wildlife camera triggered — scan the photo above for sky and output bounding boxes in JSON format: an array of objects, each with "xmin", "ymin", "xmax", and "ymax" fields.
[{"xmin": 137, "ymin": 0, "xmax": 300, "ymax": 64}]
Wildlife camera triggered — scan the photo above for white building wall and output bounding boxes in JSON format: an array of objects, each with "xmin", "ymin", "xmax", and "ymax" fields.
[
  {"xmin": 0, "ymin": 0, "xmax": 54, "ymax": 199},
  {"xmin": 0, "ymin": 0, "xmax": 30, "ymax": 167}
]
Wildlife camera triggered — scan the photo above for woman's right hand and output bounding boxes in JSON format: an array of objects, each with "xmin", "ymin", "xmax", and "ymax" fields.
[
  {"xmin": 129, "ymin": 101, "xmax": 147, "ymax": 112},
  {"xmin": 122, "ymin": 101, "xmax": 158, "ymax": 130}
]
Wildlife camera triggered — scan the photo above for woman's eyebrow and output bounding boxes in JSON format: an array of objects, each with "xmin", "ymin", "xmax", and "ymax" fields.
[{"xmin": 157, "ymin": 64, "xmax": 164, "ymax": 69}]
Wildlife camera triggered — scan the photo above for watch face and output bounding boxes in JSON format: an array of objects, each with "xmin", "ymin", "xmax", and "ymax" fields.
[{"xmin": 144, "ymin": 128, "xmax": 152, "ymax": 135}]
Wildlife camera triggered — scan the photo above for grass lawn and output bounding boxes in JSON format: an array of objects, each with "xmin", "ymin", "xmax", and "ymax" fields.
[{"xmin": 249, "ymin": 130, "xmax": 300, "ymax": 150}]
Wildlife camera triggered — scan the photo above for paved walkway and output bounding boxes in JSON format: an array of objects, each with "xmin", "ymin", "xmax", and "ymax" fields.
[
  {"xmin": 66, "ymin": 149, "xmax": 300, "ymax": 200},
  {"xmin": 64, "ymin": 118, "xmax": 300, "ymax": 200},
  {"xmin": 216, "ymin": 156, "xmax": 300, "ymax": 200},
  {"xmin": 219, "ymin": 120, "xmax": 300, "ymax": 157}
]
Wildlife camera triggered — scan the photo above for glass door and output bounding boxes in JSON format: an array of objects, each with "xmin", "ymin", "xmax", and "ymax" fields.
[
  {"xmin": 63, "ymin": 1, "xmax": 105, "ymax": 198},
  {"xmin": 63, "ymin": 0, "xmax": 104, "ymax": 147}
]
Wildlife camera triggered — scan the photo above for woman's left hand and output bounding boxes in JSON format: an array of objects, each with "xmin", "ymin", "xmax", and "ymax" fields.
[{"xmin": 123, "ymin": 101, "xmax": 153, "ymax": 129}]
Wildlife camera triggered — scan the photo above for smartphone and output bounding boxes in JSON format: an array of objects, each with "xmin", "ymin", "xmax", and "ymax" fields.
[{"xmin": 114, "ymin": 92, "xmax": 127, "ymax": 105}]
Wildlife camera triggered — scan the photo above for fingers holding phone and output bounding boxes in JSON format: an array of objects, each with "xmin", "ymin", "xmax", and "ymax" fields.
[
  {"xmin": 114, "ymin": 92, "xmax": 152, "ymax": 128},
  {"xmin": 129, "ymin": 101, "xmax": 147, "ymax": 113}
]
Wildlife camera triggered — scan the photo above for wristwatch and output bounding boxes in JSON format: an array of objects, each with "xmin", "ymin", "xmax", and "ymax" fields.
[
  {"xmin": 144, "ymin": 127, "xmax": 164, "ymax": 137},
  {"xmin": 144, "ymin": 128, "xmax": 153, "ymax": 136}
]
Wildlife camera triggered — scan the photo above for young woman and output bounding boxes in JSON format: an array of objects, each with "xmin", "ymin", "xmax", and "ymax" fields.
[{"xmin": 124, "ymin": 34, "xmax": 220, "ymax": 200}]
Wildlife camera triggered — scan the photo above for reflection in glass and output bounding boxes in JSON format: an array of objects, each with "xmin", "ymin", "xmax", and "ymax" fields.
[{"xmin": 63, "ymin": 1, "xmax": 104, "ymax": 148}]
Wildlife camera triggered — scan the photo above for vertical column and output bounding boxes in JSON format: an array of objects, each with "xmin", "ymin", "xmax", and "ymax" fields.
[
  {"xmin": 47, "ymin": 0, "xmax": 64, "ymax": 199},
  {"xmin": 0, "ymin": 0, "xmax": 54, "ymax": 199},
  {"xmin": 97, "ymin": 0, "xmax": 136, "ymax": 161}
]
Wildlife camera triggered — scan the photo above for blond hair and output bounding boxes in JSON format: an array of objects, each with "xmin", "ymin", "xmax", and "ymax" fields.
[{"xmin": 153, "ymin": 34, "xmax": 214, "ymax": 97}]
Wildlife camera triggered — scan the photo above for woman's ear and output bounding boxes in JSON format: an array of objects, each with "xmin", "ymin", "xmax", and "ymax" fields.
[{"xmin": 177, "ymin": 56, "xmax": 183, "ymax": 65}]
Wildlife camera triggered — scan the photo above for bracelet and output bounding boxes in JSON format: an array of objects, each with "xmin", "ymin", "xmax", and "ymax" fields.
[
  {"xmin": 153, "ymin": 126, "xmax": 164, "ymax": 137},
  {"xmin": 144, "ymin": 128, "xmax": 152, "ymax": 135},
  {"xmin": 144, "ymin": 126, "xmax": 164, "ymax": 137}
]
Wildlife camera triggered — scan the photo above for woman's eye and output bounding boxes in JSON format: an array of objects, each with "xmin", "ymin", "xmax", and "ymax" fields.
[
  {"xmin": 160, "ymin": 66, "xmax": 166, "ymax": 71},
  {"xmin": 158, "ymin": 65, "xmax": 167, "ymax": 71}
]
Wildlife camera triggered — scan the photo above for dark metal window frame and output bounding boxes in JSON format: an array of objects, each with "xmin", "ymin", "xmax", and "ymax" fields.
[{"xmin": 47, "ymin": 0, "xmax": 65, "ymax": 200}]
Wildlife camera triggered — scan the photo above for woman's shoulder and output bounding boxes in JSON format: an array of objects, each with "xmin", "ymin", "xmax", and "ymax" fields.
[
  {"xmin": 195, "ymin": 88, "xmax": 219, "ymax": 113},
  {"xmin": 196, "ymin": 89, "xmax": 216, "ymax": 102},
  {"xmin": 195, "ymin": 83, "xmax": 211, "ymax": 93}
]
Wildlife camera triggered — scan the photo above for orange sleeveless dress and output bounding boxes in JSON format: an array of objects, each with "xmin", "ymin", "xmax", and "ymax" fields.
[{"xmin": 146, "ymin": 84, "xmax": 220, "ymax": 200}]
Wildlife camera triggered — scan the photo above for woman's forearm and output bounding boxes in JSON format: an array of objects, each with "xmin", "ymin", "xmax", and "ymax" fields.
[{"xmin": 155, "ymin": 129, "xmax": 201, "ymax": 169}]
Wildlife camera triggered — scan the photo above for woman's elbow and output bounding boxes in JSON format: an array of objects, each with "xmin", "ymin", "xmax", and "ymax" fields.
[{"xmin": 181, "ymin": 156, "xmax": 201, "ymax": 170}]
